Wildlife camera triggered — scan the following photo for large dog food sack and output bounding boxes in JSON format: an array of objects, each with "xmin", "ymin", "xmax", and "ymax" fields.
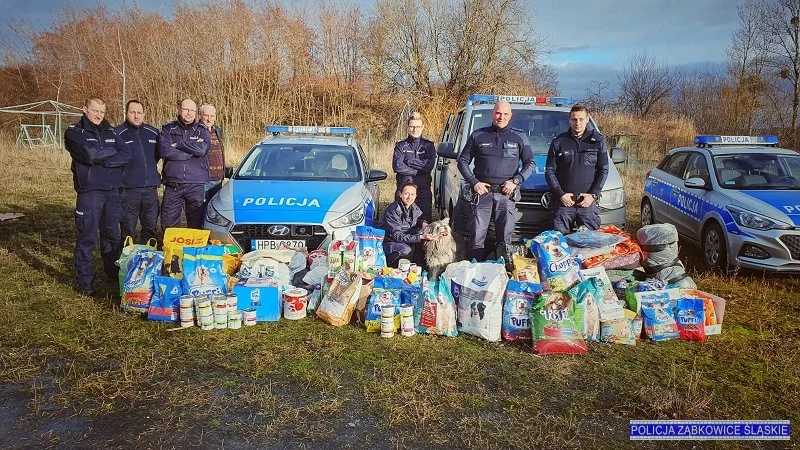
[
  {"xmin": 364, "ymin": 277, "xmax": 403, "ymax": 332},
  {"xmin": 640, "ymin": 296, "xmax": 680, "ymax": 342},
  {"xmin": 162, "ymin": 228, "xmax": 210, "ymax": 279},
  {"xmin": 182, "ymin": 245, "xmax": 227, "ymax": 297},
  {"xmin": 580, "ymin": 267, "xmax": 624, "ymax": 321},
  {"xmin": 600, "ymin": 309, "xmax": 637, "ymax": 345},
  {"xmin": 567, "ymin": 278, "xmax": 604, "ymax": 342},
  {"xmin": 675, "ymin": 298, "xmax": 706, "ymax": 342},
  {"xmin": 501, "ymin": 280, "xmax": 539, "ymax": 342},
  {"xmin": 355, "ymin": 226, "xmax": 387, "ymax": 270},
  {"xmin": 444, "ymin": 260, "xmax": 507, "ymax": 341},
  {"xmin": 415, "ymin": 277, "xmax": 457, "ymax": 337},
  {"xmin": 528, "ymin": 230, "xmax": 580, "ymax": 291},
  {"xmin": 117, "ymin": 236, "xmax": 158, "ymax": 297},
  {"xmin": 121, "ymin": 249, "xmax": 165, "ymax": 315},
  {"xmin": 148, "ymin": 276, "xmax": 182, "ymax": 322},
  {"xmin": 531, "ymin": 291, "xmax": 588, "ymax": 355},
  {"xmin": 681, "ymin": 289, "xmax": 722, "ymax": 335},
  {"xmin": 317, "ymin": 269, "xmax": 361, "ymax": 327}
]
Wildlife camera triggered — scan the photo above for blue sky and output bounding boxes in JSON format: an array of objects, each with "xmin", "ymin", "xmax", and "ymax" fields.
[{"xmin": 2, "ymin": 0, "xmax": 745, "ymax": 99}]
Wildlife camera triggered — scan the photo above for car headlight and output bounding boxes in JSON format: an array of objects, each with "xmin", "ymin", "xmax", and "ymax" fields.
[
  {"xmin": 330, "ymin": 206, "xmax": 365, "ymax": 228},
  {"xmin": 206, "ymin": 202, "xmax": 231, "ymax": 227},
  {"xmin": 598, "ymin": 187, "xmax": 625, "ymax": 210},
  {"xmin": 726, "ymin": 205, "xmax": 792, "ymax": 230}
]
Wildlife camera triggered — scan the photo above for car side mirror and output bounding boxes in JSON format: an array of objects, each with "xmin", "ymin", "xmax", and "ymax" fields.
[
  {"xmin": 684, "ymin": 177, "xmax": 710, "ymax": 190},
  {"xmin": 367, "ymin": 169, "xmax": 388, "ymax": 182},
  {"xmin": 224, "ymin": 165, "xmax": 234, "ymax": 179},
  {"xmin": 610, "ymin": 147, "xmax": 626, "ymax": 164},
  {"xmin": 437, "ymin": 142, "xmax": 457, "ymax": 159}
]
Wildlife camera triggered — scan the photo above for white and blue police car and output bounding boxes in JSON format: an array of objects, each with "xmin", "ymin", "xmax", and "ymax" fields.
[
  {"xmin": 641, "ymin": 135, "xmax": 800, "ymax": 272},
  {"xmin": 203, "ymin": 126, "xmax": 387, "ymax": 252}
]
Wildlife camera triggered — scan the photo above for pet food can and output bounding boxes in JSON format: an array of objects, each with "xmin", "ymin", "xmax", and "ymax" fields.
[
  {"xmin": 243, "ymin": 308, "xmax": 257, "ymax": 326},
  {"xmin": 380, "ymin": 303, "xmax": 395, "ymax": 338},
  {"xmin": 226, "ymin": 294, "xmax": 238, "ymax": 310},
  {"xmin": 198, "ymin": 310, "xmax": 214, "ymax": 327},
  {"xmin": 200, "ymin": 322, "xmax": 215, "ymax": 331},
  {"xmin": 400, "ymin": 303, "xmax": 415, "ymax": 336},
  {"xmin": 179, "ymin": 295, "xmax": 195, "ymax": 308},
  {"xmin": 179, "ymin": 305, "xmax": 194, "ymax": 319},
  {"xmin": 283, "ymin": 288, "xmax": 308, "ymax": 320},
  {"xmin": 398, "ymin": 259, "xmax": 411, "ymax": 272},
  {"xmin": 228, "ymin": 310, "xmax": 243, "ymax": 329}
]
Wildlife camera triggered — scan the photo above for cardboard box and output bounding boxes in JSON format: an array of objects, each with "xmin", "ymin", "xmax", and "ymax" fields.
[{"xmin": 234, "ymin": 278, "xmax": 281, "ymax": 322}]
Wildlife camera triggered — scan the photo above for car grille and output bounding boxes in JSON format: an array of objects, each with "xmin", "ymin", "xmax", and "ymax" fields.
[
  {"xmin": 518, "ymin": 190, "xmax": 550, "ymax": 210},
  {"xmin": 231, "ymin": 224, "xmax": 328, "ymax": 252},
  {"xmin": 780, "ymin": 235, "xmax": 800, "ymax": 260},
  {"xmin": 487, "ymin": 220, "xmax": 551, "ymax": 244}
]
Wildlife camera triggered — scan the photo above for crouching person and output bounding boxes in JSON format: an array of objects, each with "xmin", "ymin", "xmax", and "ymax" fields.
[{"xmin": 379, "ymin": 183, "xmax": 438, "ymax": 267}]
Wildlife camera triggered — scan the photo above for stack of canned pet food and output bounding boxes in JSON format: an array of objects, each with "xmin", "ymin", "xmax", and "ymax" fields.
[{"xmin": 178, "ymin": 293, "xmax": 255, "ymax": 330}]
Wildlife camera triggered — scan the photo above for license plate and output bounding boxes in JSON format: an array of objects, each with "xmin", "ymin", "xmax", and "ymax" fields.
[{"xmin": 251, "ymin": 239, "xmax": 306, "ymax": 250}]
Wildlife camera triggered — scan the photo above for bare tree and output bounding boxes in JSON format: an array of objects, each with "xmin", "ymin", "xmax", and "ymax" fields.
[
  {"xmin": 617, "ymin": 49, "xmax": 680, "ymax": 117},
  {"xmin": 760, "ymin": 0, "xmax": 800, "ymax": 146}
]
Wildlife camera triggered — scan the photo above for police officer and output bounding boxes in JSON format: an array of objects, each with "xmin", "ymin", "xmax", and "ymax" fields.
[
  {"xmin": 545, "ymin": 104, "xmax": 609, "ymax": 234},
  {"xmin": 65, "ymin": 97, "xmax": 131, "ymax": 296},
  {"xmin": 115, "ymin": 100, "xmax": 161, "ymax": 244},
  {"xmin": 159, "ymin": 98, "xmax": 211, "ymax": 230},
  {"xmin": 379, "ymin": 183, "xmax": 438, "ymax": 267},
  {"xmin": 392, "ymin": 112, "xmax": 436, "ymax": 222},
  {"xmin": 457, "ymin": 100, "xmax": 535, "ymax": 264}
]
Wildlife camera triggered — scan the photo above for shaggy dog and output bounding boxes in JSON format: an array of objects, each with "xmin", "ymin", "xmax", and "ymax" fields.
[{"xmin": 421, "ymin": 219, "xmax": 464, "ymax": 280}]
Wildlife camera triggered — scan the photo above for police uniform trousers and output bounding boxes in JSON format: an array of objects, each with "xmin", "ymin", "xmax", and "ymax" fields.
[
  {"xmin": 467, "ymin": 192, "xmax": 516, "ymax": 261},
  {"xmin": 74, "ymin": 189, "xmax": 122, "ymax": 288},
  {"xmin": 120, "ymin": 186, "xmax": 160, "ymax": 244},
  {"xmin": 552, "ymin": 202, "xmax": 601, "ymax": 235},
  {"xmin": 161, "ymin": 183, "xmax": 206, "ymax": 229}
]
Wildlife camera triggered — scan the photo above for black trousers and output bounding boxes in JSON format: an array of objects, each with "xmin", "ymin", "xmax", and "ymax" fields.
[
  {"xmin": 74, "ymin": 189, "xmax": 121, "ymax": 288},
  {"xmin": 161, "ymin": 183, "xmax": 205, "ymax": 230},
  {"xmin": 120, "ymin": 186, "xmax": 160, "ymax": 244}
]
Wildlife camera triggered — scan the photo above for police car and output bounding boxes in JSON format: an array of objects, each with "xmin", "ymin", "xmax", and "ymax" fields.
[
  {"xmin": 203, "ymin": 126, "xmax": 387, "ymax": 252},
  {"xmin": 641, "ymin": 135, "xmax": 800, "ymax": 272},
  {"xmin": 435, "ymin": 94, "xmax": 628, "ymax": 240}
]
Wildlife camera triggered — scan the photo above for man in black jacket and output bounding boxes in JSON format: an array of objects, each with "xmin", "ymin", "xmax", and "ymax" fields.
[
  {"xmin": 545, "ymin": 104, "xmax": 609, "ymax": 234},
  {"xmin": 65, "ymin": 97, "xmax": 131, "ymax": 296},
  {"xmin": 116, "ymin": 100, "xmax": 161, "ymax": 244},
  {"xmin": 392, "ymin": 112, "xmax": 436, "ymax": 222},
  {"xmin": 159, "ymin": 98, "xmax": 211, "ymax": 229},
  {"xmin": 457, "ymin": 100, "xmax": 535, "ymax": 263},
  {"xmin": 379, "ymin": 183, "xmax": 438, "ymax": 267}
]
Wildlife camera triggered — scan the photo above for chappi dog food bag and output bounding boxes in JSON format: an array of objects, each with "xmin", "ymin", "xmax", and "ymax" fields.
[{"xmin": 528, "ymin": 230, "xmax": 580, "ymax": 292}]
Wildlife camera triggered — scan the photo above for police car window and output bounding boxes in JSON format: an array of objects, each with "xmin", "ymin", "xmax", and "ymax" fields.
[
  {"xmin": 357, "ymin": 144, "xmax": 370, "ymax": 172},
  {"xmin": 453, "ymin": 111, "xmax": 466, "ymax": 152},
  {"xmin": 235, "ymin": 144, "xmax": 361, "ymax": 181},
  {"xmin": 662, "ymin": 152, "xmax": 690, "ymax": 178},
  {"xmin": 467, "ymin": 109, "xmax": 579, "ymax": 154},
  {"xmin": 713, "ymin": 153, "xmax": 800, "ymax": 189},
  {"xmin": 682, "ymin": 153, "xmax": 710, "ymax": 183}
]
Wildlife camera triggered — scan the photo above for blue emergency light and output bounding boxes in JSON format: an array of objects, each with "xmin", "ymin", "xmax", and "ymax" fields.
[
  {"xmin": 265, "ymin": 125, "xmax": 356, "ymax": 135},
  {"xmin": 467, "ymin": 94, "xmax": 574, "ymax": 107},
  {"xmin": 694, "ymin": 135, "xmax": 779, "ymax": 146}
]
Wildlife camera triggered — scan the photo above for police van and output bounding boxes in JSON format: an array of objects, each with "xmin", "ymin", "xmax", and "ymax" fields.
[
  {"xmin": 204, "ymin": 126, "xmax": 387, "ymax": 252},
  {"xmin": 642, "ymin": 135, "xmax": 800, "ymax": 273},
  {"xmin": 434, "ymin": 94, "xmax": 627, "ymax": 240}
]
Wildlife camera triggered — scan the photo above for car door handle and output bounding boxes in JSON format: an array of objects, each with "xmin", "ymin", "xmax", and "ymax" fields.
[{"xmin": 672, "ymin": 188, "xmax": 679, "ymax": 194}]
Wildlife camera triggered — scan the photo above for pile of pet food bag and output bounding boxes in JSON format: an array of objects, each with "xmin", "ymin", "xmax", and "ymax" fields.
[{"xmin": 116, "ymin": 223, "xmax": 726, "ymax": 355}]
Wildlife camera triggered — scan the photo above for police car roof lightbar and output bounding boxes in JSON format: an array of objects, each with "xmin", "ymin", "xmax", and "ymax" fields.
[
  {"xmin": 265, "ymin": 125, "xmax": 356, "ymax": 136},
  {"xmin": 694, "ymin": 135, "xmax": 779, "ymax": 147},
  {"xmin": 467, "ymin": 94, "xmax": 574, "ymax": 107}
]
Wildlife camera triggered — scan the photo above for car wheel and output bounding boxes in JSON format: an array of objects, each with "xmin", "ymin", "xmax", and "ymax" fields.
[
  {"xmin": 702, "ymin": 221, "xmax": 728, "ymax": 273},
  {"xmin": 640, "ymin": 199, "xmax": 655, "ymax": 227}
]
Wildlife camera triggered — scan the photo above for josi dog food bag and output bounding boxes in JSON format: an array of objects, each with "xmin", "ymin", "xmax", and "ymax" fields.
[
  {"xmin": 528, "ymin": 230, "xmax": 580, "ymax": 291},
  {"xmin": 415, "ymin": 277, "xmax": 457, "ymax": 337},
  {"xmin": 182, "ymin": 245, "xmax": 227, "ymax": 297},
  {"xmin": 121, "ymin": 249, "xmax": 164, "ymax": 315},
  {"xmin": 148, "ymin": 276, "xmax": 183, "ymax": 322},
  {"xmin": 567, "ymin": 278, "xmax": 604, "ymax": 342},
  {"xmin": 674, "ymin": 298, "xmax": 706, "ymax": 342},
  {"xmin": 512, "ymin": 253, "xmax": 541, "ymax": 284},
  {"xmin": 364, "ymin": 276, "xmax": 403, "ymax": 332},
  {"xmin": 531, "ymin": 291, "xmax": 588, "ymax": 356},
  {"xmin": 640, "ymin": 295, "xmax": 680, "ymax": 342},
  {"xmin": 501, "ymin": 280, "xmax": 539, "ymax": 342},
  {"xmin": 162, "ymin": 227, "xmax": 210, "ymax": 279}
]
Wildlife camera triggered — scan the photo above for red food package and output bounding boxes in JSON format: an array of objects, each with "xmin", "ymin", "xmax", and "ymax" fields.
[{"xmin": 675, "ymin": 298, "xmax": 706, "ymax": 342}]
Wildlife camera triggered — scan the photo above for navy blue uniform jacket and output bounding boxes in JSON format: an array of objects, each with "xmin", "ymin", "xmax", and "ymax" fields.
[
  {"xmin": 456, "ymin": 124, "xmax": 535, "ymax": 187},
  {"xmin": 65, "ymin": 116, "xmax": 131, "ymax": 193},
  {"xmin": 115, "ymin": 121, "xmax": 161, "ymax": 188},
  {"xmin": 159, "ymin": 119, "xmax": 211, "ymax": 184},
  {"xmin": 392, "ymin": 137, "xmax": 436, "ymax": 186},
  {"xmin": 379, "ymin": 200, "xmax": 424, "ymax": 244},
  {"xmin": 545, "ymin": 129, "xmax": 609, "ymax": 198}
]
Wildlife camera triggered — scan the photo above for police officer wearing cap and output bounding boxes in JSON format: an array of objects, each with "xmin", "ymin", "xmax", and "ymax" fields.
[
  {"xmin": 545, "ymin": 104, "xmax": 609, "ymax": 234},
  {"xmin": 392, "ymin": 111, "xmax": 436, "ymax": 223},
  {"xmin": 457, "ymin": 100, "xmax": 535, "ymax": 263},
  {"xmin": 65, "ymin": 96, "xmax": 131, "ymax": 296}
]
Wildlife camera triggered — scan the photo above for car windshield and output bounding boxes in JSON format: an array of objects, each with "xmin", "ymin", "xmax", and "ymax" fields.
[
  {"xmin": 469, "ymin": 109, "xmax": 595, "ymax": 154},
  {"xmin": 235, "ymin": 144, "xmax": 361, "ymax": 181},
  {"xmin": 713, "ymin": 153, "xmax": 800, "ymax": 190}
]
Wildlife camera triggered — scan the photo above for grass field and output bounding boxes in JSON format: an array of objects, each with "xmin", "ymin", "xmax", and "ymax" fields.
[{"xmin": 1, "ymin": 144, "xmax": 799, "ymax": 449}]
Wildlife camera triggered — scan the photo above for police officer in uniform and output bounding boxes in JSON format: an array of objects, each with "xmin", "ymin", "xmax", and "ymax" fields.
[
  {"xmin": 392, "ymin": 111, "xmax": 436, "ymax": 222},
  {"xmin": 65, "ymin": 97, "xmax": 131, "ymax": 295},
  {"xmin": 379, "ymin": 183, "xmax": 438, "ymax": 267},
  {"xmin": 545, "ymin": 104, "xmax": 609, "ymax": 234},
  {"xmin": 159, "ymin": 98, "xmax": 211, "ymax": 230},
  {"xmin": 457, "ymin": 100, "xmax": 535, "ymax": 264},
  {"xmin": 115, "ymin": 100, "xmax": 161, "ymax": 244}
]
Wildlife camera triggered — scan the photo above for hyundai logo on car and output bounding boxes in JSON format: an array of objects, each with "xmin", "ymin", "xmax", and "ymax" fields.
[{"xmin": 268, "ymin": 225, "xmax": 291, "ymax": 236}]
